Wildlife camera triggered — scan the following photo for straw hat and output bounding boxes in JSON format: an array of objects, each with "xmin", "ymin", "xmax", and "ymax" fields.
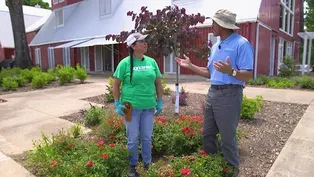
[{"xmin": 209, "ymin": 9, "xmax": 239, "ymax": 30}]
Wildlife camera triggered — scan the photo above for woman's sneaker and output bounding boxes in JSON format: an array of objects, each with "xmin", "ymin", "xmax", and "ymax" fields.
[{"xmin": 128, "ymin": 165, "xmax": 139, "ymax": 177}]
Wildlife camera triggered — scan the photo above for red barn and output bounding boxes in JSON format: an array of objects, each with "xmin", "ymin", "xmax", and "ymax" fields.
[
  {"xmin": 0, "ymin": 0, "xmax": 51, "ymax": 63},
  {"xmin": 29, "ymin": 0, "xmax": 305, "ymax": 77}
]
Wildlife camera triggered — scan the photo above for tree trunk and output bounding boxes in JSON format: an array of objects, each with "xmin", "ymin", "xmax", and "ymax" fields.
[{"xmin": 7, "ymin": 0, "xmax": 33, "ymax": 69}]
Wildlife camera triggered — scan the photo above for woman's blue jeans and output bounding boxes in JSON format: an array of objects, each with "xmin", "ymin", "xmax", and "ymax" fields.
[{"xmin": 124, "ymin": 108, "xmax": 154, "ymax": 166}]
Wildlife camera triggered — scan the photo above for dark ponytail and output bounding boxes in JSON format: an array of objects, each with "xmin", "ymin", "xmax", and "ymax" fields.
[{"xmin": 129, "ymin": 47, "xmax": 134, "ymax": 84}]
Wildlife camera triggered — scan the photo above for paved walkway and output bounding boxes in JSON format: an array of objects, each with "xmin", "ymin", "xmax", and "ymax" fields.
[{"xmin": 0, "ymin": 76, "xmax": 313, "ymax": 177}]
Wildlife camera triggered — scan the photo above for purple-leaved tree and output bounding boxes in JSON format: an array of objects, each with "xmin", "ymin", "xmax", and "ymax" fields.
[{"xmin": 106, "ymin": 5, "xmax": 209, "ymax": 114}]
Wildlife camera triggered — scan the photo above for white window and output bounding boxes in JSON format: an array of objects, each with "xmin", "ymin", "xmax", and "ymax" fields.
[
  {"xmin": 35, "ymin": 48, "xmax": 42, "ymax": 68},
  {"xmin": 63, "ymin": 47, "xmax": 71, "ymax": 66},
  {"xmin": 164, "ymin": 51, "xmax": 177, "ymax": 74},
  {"xmin": 286, "ymin": 41, "xmax": 293, "ymax": 56},
  {"xmin": 53, "ymin": 0, "xmax": 64, "ymax": 4},
  {"xmin": 278, "ymin": 38, "xmax": 294, "ymax": 72},
  {"xmin": 80, "ymin": 47, "xmax": 89, "ymax": 71},
  {"xmin": 208, "ymin": 33, "xmax": 218, "ymax": 48},
  {"xmin": 55, "ymin": 9, "xmax": 64, "ymax": 27},
  {"xmin": 99, "ymin": 0, "xmax": 111, "ymax": 16},
  {"xmin": 278, "ymin": 38, "xmax": 284, "ymax": 65},
  {"xmin": 279, "ymin": 0, "xmax": 294, "ymax": 35},
  {"xmin": 48, "ymin": 47, "xmax": 55, "ymax": 69}
]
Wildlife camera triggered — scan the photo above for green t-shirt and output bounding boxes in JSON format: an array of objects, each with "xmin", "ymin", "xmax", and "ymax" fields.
[{"xmin": 113, "ymin": 55, "xmax": 162, "ymax": 109}]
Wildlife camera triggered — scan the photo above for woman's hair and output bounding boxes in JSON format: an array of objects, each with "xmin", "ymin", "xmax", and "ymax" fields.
[{"xmin": 129, "ymin": 46, "xmax": 134, "ymax": 83}]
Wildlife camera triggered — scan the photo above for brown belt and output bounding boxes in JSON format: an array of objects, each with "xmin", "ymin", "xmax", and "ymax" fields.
[{"xmin": 211, "ymin": 84, "xmax": 244, "ymax": 90}]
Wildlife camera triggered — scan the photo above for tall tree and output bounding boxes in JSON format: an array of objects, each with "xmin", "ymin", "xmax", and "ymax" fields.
[
  {"xmin": 305, "ymin": 0, "xmax": 314, "ymax": 31},
  {"xmin": 22, "ymin": 0, "xmax": 50, "ymax": 9},
  {"xmin": 106, "ymin": 5, "xmax": 209, "ymax": 114},
  {"xmin": 6, "ymin": 0, "xmax": 50, "ymax": 9},
  {"xmin": 304, "ymin": 0, "xmax": 314, "ymax": 66},
  {"xmin": 7, "ymin": 0, "xmax": 33, "ymax": 69}
]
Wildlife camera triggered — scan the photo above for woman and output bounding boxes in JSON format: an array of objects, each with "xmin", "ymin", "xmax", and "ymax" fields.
[{"xmin": 112, "ymin": 32, "xmax": 163, "ymax": 177}]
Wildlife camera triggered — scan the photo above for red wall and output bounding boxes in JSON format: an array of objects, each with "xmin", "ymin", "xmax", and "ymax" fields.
[
  {"xmin": 0, "ymin": 42, "xmax": 4, "ymax": 61},
  {"xmin": 26, "ymin": 31, "xmax": 37, "ymax": 45},
  {"xmin": 258, "ymin": 0, "xmax": 280, "ymax": 30},
  {"xmin": 73, "ymin": 48, "xmax": 81, "ymax": 67},
  {"xmin": 257, "ymin": 25, "xmax": 271, "ymax": 75},
  {"xmin": 52, "ymin": 0, "xmax": 82, "ymax": 10},
  {"xmin": 3, "ymin": 48, "xmax": 14, "ymax": 59},
  {"xmin": 30, "ymin": 42, "xmax": 66, "ymax": 69},
  {"xmin": 89, "ymin": 46, "xmax": 95, "ymax": 72},
  {"xmin": 258, "ymin": 0, "xmax": 303, "ymax": 42}
]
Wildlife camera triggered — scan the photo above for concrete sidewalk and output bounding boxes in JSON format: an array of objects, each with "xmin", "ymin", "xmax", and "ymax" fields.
[
  {"xmin": 166, "ymin": 82, "xmax": 314, "ymax": 104},
  {"xmin": 0, "ymin": 77, "xmax": 314, "ymax": 177}
]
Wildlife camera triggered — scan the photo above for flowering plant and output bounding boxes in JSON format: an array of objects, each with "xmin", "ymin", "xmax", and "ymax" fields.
[
  {"xmin": 25, "ymin": 129, "xmax": 130, "ymax": 177},
  {"xmin": 137, "ymin": 151, "xmax": 235, "ymax": 177}
]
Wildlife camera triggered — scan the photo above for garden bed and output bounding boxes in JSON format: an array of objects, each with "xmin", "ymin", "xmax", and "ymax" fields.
[
  {"xmin": 63, "ymin": 93, "xmax": 308, "ymax": 177},
  {"xmin": 0, "ymin": 65, "xmax": 89, "ymax": 95},
  {"xmin": 11, "ymin": 93, "xmax": 308, "ymax": 177},
  {"xmin": 0, "ymin": 80, "xmax": 90, "ymax": 95}
]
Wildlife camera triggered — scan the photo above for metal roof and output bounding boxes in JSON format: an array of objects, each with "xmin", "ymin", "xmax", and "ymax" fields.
[
  {"xmin": 30, "ymin": 0, "xmax": 262, "ymax": 46},
  {"xmin": 72, "ymin": 37, "xmax": 118, "ymax": 48},
  {"xmin": 54, "ymin": 39, "xmax": 91, "ymax": 49},
  {"xmin": 0, "ymin": 4, "xmax": 51, "ymax": 48},
  {"xmin": 298, "ymin": 32, "xmax": 314, "ymax": 40}
]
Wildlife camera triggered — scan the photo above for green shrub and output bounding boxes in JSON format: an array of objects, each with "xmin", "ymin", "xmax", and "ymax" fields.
[
  {"xmin": 162, "ymin": 74, "xmax": 171, "ymax": 95},
  {"xmin": 46, "ymin": 69, "xmax": 57, "ymax": 83},
  {"xmin": 1, "ymin": 77, "xmax": 18, "ymax": 91},
  {"xmin": 31, "ymin": 74, "xmax": 48, "ymax": 89},
  {"xmin": 30, "ymin": 66, "xmax": 42, "ymax": 73},
  {"xmin": 105, "ymin": 77, "xmax": 121, "ymax": 103},
  {"xmin": 75, "ymin": 64, "xmax": 88, "ymax": 83},
  {"xmin": 278, "ymin": 56, "xmax": 297, "ymax": 78},
  {"xmin": 240, "ymin": 95, "xmax": 263, "ymax": 120},
  {"xmin": 0, "ymin": 68, "xmax": 14, "ymax": 85},
  {"xmin": 247, "ymin": 75, "xmax": 269, "ymax": 85},
  {"xmin": 293, "ymin": 76, "xmax": 314, "ymax": 90},
  {"xmin": 56, "ymin": 65, "xmax": 75, "ymax": 85},
  {"xmin": 13, "ymin": 76, "xmax": 27, "ymax": 87},
  {"xmin": 266, "ymin": 77, "xmax": 295, "ymax": 88},
  {"xmin": 82, "ymin": 104, "xmax": 105, "ymax": 127},
  {"xmin": 20, "ymin": 69, "xmax": 34, "ymax": 83},
  {"xmin": 70, "ymin": 124, "xmax": 83, "ymax": 138}
]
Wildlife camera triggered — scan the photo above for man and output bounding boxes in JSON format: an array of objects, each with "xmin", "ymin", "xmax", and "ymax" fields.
[{"xmin": 176, "ymin": 9, "xmax": 254, "ymax": 176}]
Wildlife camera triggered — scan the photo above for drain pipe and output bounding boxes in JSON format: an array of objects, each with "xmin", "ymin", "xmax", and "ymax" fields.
[{"xmin": 254, "ymin": 22, "xmax": 260, "ymax": 79}]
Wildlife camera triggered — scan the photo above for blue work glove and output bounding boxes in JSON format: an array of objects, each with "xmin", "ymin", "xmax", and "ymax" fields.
[
  {"xmin": 114, "ymin": 100, "xmax": 126, "ymax": 116},
  {"xmin": 155, "ymin": 98, "xmax": 163, "ymax": 115}
]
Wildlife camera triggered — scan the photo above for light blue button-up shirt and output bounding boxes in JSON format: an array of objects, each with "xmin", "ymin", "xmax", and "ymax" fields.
[{"xmin": 207, "ymin": 32, "xmax": 254, "ymax": 85}]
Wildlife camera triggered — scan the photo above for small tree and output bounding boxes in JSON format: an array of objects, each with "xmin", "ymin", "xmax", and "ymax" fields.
[{"xmin": 106, "ymin": 5, "xmax": 209, "ymax": 114}]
